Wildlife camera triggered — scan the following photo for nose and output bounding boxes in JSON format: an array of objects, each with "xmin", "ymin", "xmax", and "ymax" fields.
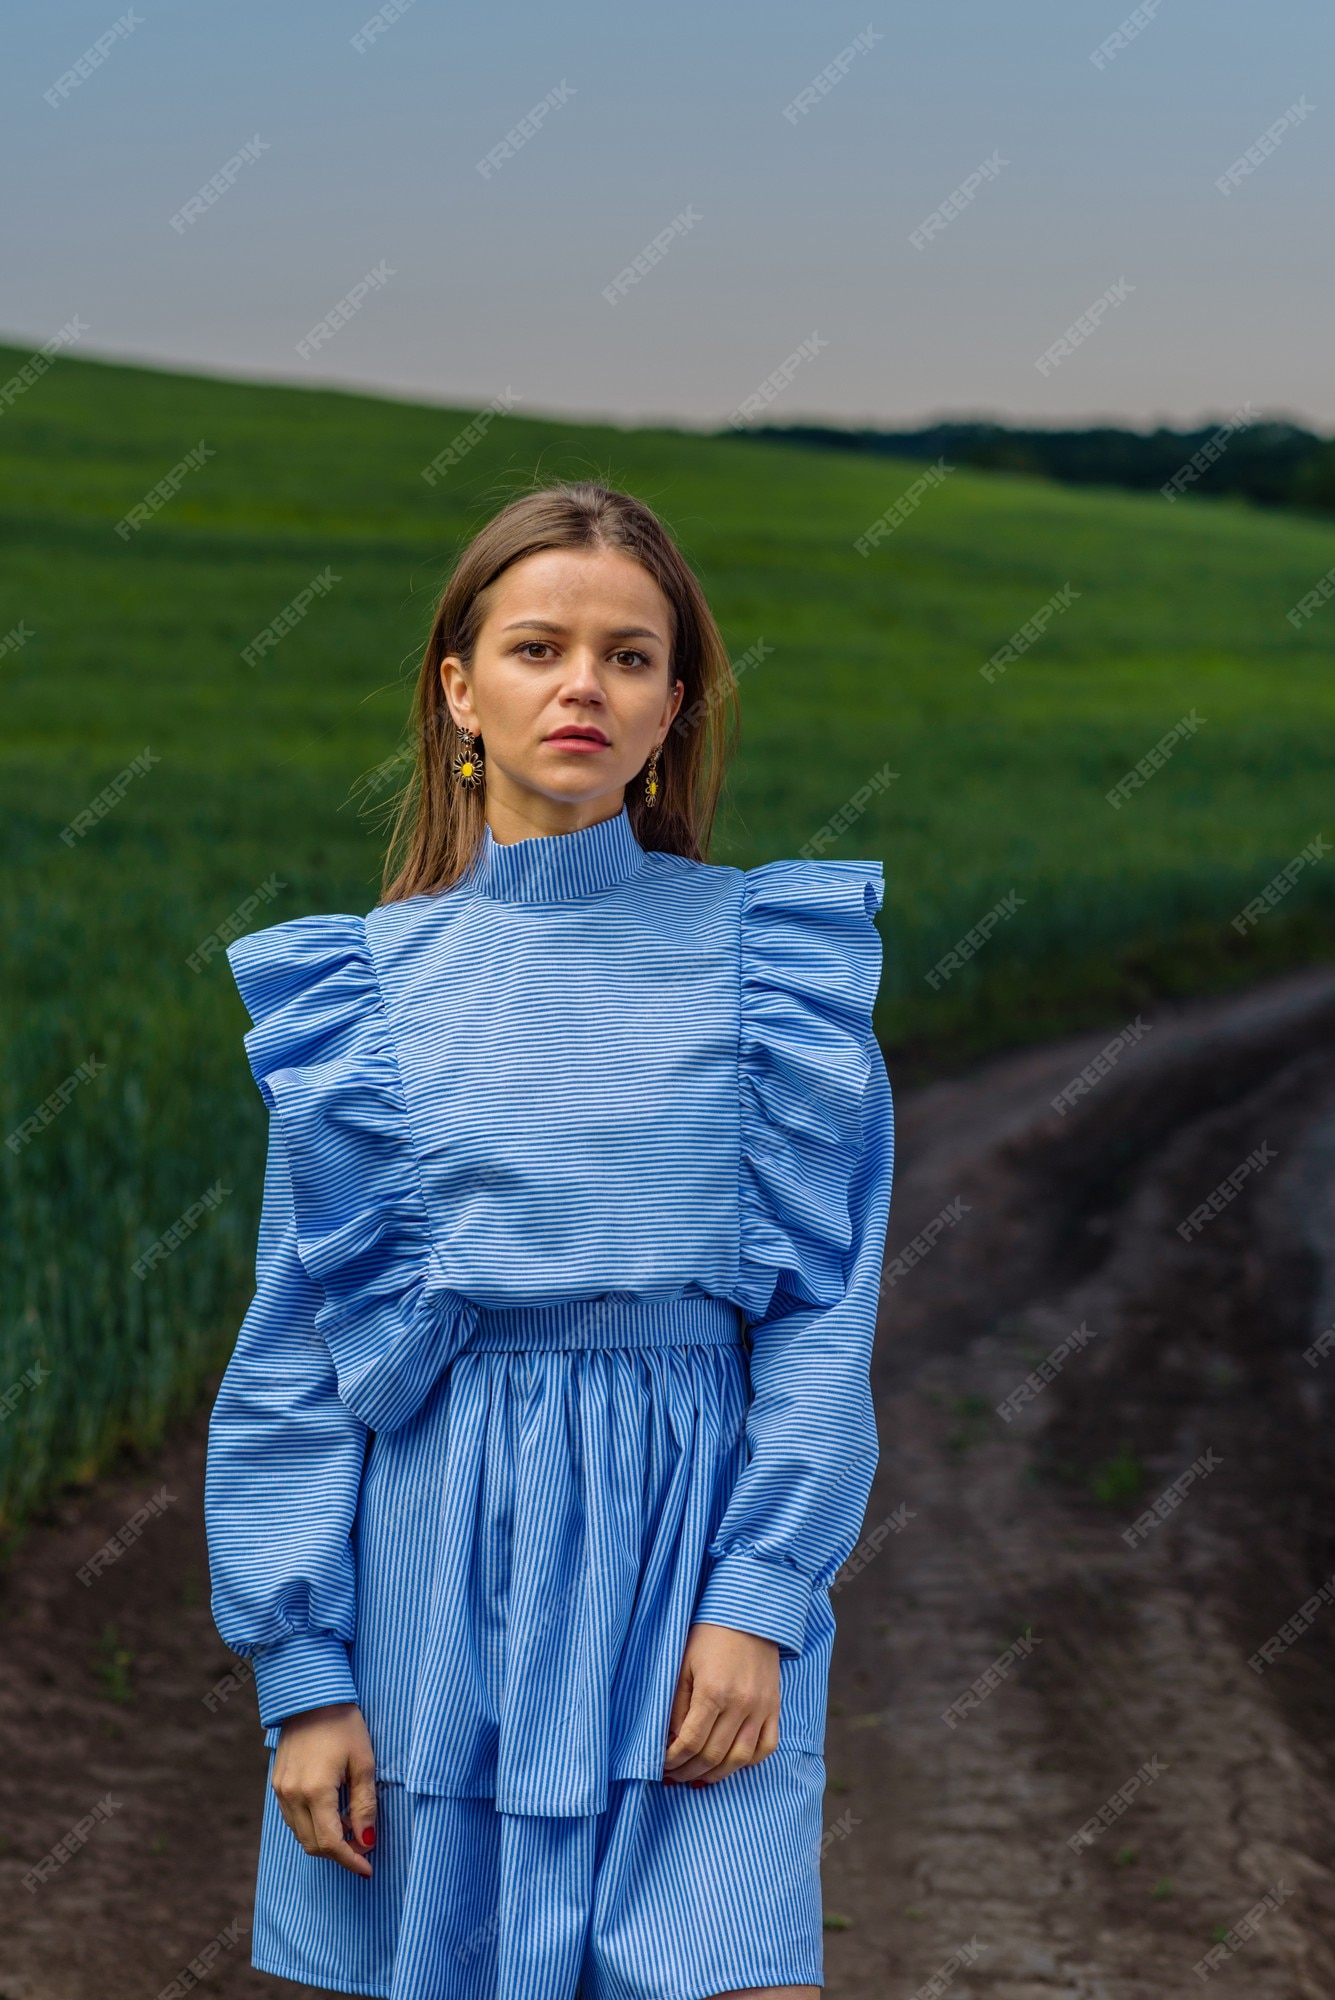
[{"xmin": 560, "ymin": 647, "xmax": 607, "ymax": 700}]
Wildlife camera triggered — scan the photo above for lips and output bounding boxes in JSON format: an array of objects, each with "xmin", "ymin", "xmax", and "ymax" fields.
[{"xmin": 546, "ymin": 728, "xmax": 609, "ymax": 745}]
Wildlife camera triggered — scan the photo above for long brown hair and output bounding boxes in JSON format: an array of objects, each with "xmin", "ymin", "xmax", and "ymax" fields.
[{"xmin": 377, "ymin": 481, "xmax": 740, "ymax": 903}]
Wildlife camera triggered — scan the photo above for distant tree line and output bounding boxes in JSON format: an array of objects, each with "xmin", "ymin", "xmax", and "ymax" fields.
[{"xmin": 725, "ymin": 418, "xmax": 1335, "ymax": 513}]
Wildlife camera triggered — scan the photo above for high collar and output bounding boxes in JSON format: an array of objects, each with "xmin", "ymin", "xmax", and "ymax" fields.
[{"xmin": 465, "ymin": 804, "xmax": 650, "ymax": 904}]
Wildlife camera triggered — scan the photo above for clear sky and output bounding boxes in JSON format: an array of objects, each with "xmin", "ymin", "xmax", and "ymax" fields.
[{"xmin": 4, "ymin": 0, "xmax": 1332, "ymax": 432}]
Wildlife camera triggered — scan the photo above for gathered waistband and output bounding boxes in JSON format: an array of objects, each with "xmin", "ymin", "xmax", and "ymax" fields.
[{"xmin": 464, "ymin": 1291, "xmax": 747, "ymax": 1352}]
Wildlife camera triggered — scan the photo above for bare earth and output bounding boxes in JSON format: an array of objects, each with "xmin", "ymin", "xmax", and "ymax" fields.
[{"xmin": 3, "ymin": 963, "xmax": 1335, "ymax": 2000}]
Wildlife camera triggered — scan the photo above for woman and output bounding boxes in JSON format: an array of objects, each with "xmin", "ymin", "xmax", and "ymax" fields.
[{"xmin": 204, "ymin": 480, "xmax": 895, "ymax": 2000}]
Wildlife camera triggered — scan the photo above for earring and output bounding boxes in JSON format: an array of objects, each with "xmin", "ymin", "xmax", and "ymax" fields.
[
  {"xmin": 452, "ymin": 725, "xmax": 485, "ymax": 788},
  {"xmin": 644, "ymin": 742, "xmax": 661, "ymax": 809}
]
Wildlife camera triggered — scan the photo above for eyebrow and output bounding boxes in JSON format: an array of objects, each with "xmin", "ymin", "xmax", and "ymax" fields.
[{"xmin": 499, "ymin": 619, "xmax": 666, "ymax": 643}]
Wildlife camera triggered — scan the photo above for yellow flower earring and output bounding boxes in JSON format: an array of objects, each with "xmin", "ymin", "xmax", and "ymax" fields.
[
  {"xmin": 644, "ymin": 742, "xmax": 661, "ymax": 809},
  {"xmin": 452, "ymin": 725, "xmax": 485, "ymax": 789}
]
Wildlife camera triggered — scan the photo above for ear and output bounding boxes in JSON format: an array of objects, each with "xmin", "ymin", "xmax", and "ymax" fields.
[{"xmin": 439, "ymin": 654, "xmax": 473, "ymax": 729}]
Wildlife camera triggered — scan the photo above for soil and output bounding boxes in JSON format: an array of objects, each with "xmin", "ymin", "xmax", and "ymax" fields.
[{"xmin": 3, "ymin": 962, "xmax": 1335, "ymax": 2000}]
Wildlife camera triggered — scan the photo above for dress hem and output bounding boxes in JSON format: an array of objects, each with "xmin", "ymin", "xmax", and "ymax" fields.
[{"xmin": 248, "ymin": 1948, "xmax": 826, "ymax": 2000}]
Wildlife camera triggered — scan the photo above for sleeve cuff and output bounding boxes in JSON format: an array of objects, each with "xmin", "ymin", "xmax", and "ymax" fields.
[
  {"xmin": 251, "ymin": 1630, "xmax": 359, "ymax": 1728},
  {"xmin": 694, "ymin": 1546, "xmax": 812, "ymax": 1657}
]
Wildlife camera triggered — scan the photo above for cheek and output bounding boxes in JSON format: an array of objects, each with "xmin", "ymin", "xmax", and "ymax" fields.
[{"xmin": 472, "ymin": 668, "xmax": 545, "ymax": 734}]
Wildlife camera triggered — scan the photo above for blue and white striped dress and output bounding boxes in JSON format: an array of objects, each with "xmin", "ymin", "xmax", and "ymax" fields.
[{"xmin": 205, "ymin": 802, "xmax": 895, "ymax": 2000}]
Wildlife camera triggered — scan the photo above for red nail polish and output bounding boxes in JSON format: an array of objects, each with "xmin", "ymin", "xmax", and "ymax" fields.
[{"xmin": 361, "ymin": 1827, "xmax": 376, "ymax": 1846}]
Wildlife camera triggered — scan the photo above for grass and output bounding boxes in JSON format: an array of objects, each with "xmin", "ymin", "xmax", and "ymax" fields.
[{"xmin": 1, "ymin": 340, "xmax": 1332, "ymax": 1540}]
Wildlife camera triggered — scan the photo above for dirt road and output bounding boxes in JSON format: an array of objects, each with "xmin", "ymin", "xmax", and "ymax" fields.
[
  {"xmin": 3, "ymin": 964, "xmax": 1335, "ymax": 1999},
  {"xmin": 824, "ymin": 963, "xmax": 1335, "ymax": 1999}
]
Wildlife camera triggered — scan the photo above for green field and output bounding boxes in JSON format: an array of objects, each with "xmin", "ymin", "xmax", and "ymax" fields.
[{"xmin": 2, "ymin": 341, "xmax": 1332, "ymax": 1544}]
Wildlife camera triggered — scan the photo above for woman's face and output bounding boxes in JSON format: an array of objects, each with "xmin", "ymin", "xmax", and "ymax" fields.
[{"xmin": 440, "ymin": 546, "xmax": 684, "ymax": 819}]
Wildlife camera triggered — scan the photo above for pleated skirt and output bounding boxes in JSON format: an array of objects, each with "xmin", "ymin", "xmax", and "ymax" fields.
[
  {"xmin": 248, "ymin": 1294, "xmax": 833, "ymax": 1999},
  {"xmin": 251, "ymin": 1747, "xmax": 826, "ymax": 1999}
]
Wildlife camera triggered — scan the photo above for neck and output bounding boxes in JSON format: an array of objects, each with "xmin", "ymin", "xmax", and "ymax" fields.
[{"xmin": 483, "ymin": 785, "xmax": 628, "ymax": 848}]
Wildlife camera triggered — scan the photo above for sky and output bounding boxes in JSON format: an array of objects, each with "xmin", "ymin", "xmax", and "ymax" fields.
[{"xmin": 4, "ymin": 0, "xmax": 1333, "ymax": 433}]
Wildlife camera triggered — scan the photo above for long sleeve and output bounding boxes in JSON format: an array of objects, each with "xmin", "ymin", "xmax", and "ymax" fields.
[
  {"xmin": 204, "ymin": 1110, "xmax": 370, "ymax": 1729},
  {"xmin": 694, "ymin": 1031, "xmax": 894, "ymax": 1657}
]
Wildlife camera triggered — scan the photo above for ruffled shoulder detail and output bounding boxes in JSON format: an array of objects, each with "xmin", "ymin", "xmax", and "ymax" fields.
[
  {"xmin": 227, "ymin": 914, "xmax": 477, "ymax": 1432},
  {"xmin": 736, "ymin": 860, "xmax": 886, "ymax": 1322}
]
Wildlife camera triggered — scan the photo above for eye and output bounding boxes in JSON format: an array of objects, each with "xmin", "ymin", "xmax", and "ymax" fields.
[
  {"xmin": 515, "ymin": 641, "xmax": 553, "ymax": 660},
  {"xmin": 613, "ymin": 649, "xmax": 652, "ymax": 669}
]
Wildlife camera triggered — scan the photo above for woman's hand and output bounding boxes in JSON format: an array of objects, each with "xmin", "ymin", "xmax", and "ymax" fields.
[
  {"xmin": 662, "ymin": 1622, "xmax": 781, "ymax": 1787},
  {"xmin": 271, "ymin": 1701, "xmax": 378, "ymax": 1876}
]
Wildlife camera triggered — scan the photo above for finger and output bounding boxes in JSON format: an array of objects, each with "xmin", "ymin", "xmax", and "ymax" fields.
[
  {"xmin": 310, "ymin": 1785, "xmax": 372, "ymax": 1877},
  {"xmin": 276, "ymin": 1788, "xmax": 316, "ymax": 1855},
  {"xmin": 664, "ymin": 1660, "xmax": 694, "ymax": 1751},
  {"xmin": 697, "ymin": 1716, "xmax": 763, "ymax": 1786},
  {"xmin": 272, "ymin": 1766, "xmax": 318, "ymax": 1856},
  {"xmin": 345, "ymin": 1754, "xmax": 378, "ymax": 1855},
  {"xmin": 667, "ymin": 1706, "xmax": 748, "ymax": 1783},
  {"xmin": 663, "ymin": 1684, "xmax": 724, "ymax": 1772},
  {"xmin": 752, "ymin": 1707, "xmax": 780, "ymax": 1762}
]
